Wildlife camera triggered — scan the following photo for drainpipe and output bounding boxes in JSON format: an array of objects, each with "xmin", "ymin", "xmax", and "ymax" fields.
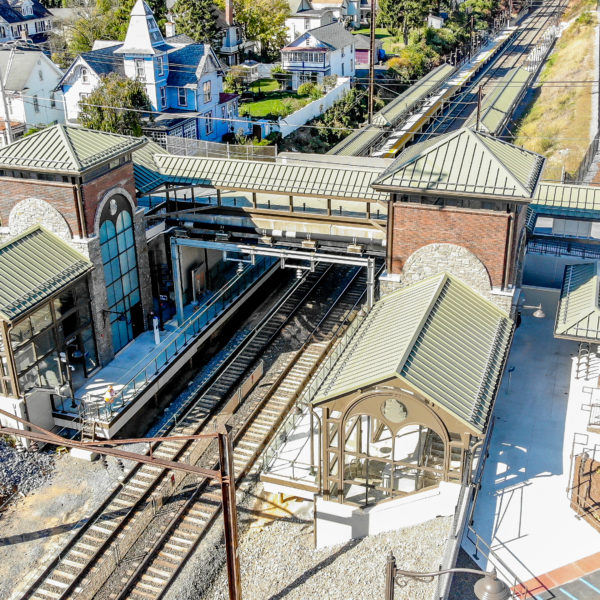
[
  {"xmin": 502, "ymin": 206, "xmax": 515, "ymax": 290},
  {"xmin": 74, "ymin": 176, "xmax": 86, "ymax": 238}
]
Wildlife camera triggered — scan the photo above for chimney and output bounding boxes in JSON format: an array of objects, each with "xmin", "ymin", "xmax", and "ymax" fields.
[
  {"xmin": 225, "ymin": 0, "xmax": 234, "ymax": 26},
  {"xmin": 165, "ymin": 13, "xmax": 176, "ymax": 38},
  {"xmin": 20, "ymin": 27, "xmax": 29, "ymax": 42}
]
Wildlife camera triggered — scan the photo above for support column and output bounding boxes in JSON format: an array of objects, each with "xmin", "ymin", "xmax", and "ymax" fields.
[
  {"xmin": 170, "ymin": 238, "xmax": 185, "ymax": 326},
  {"xmin": 366, "ymin": 256, "xmax": 375, "ymax": 309}
]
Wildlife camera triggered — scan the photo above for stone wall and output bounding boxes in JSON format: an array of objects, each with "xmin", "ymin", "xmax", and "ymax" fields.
[{"xmin": 7, "ymin": 197, "xmax": 73, "ymax": 241}]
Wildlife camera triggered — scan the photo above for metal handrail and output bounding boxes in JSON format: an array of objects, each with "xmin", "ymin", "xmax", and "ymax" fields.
[{"xmin": 87, "ymin": 256, "xmax": 276, "ymax": 420}]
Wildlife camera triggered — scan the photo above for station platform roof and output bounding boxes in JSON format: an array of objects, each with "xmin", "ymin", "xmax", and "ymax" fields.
[
  {"xmin": 465, "ymin": 67, "xmax": 531, "ymax": 135},
  {"xmin": 132, "ymin": 140, "xmax": 169, "ymax": 194},
  {"xmin": 555, "ymin": 262, "xmax": 600, "ymax": 342},
  {"xmin": 153, "ymin": 154, "xmax": 389, "ymax": 202},
  {"xmin": 372, "ymin": 127, "xmax": 545, "ymax": 201},
  {"xmin": 327, "ymin": 124, "xmax": 384, "ymax": 157},
  {"xmin": 0, "ymin": 226, "xmax": 92, "ymax": 322},
  {"xmin": 313, "ymin": 272, "xmax": 513, "ymax": 434}
]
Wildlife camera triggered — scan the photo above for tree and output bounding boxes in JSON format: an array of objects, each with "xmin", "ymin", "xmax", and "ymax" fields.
[
  {"xmin": 378, "ymin": 0, "xmax": 433, "ymax": 45},
  {"xmin": 171, "ymin": 0, "xmax": 221, "ymax": 43},
  {"xmin": 234, "ymin": 0, "xmax": 288, "ymax": 61},
  {"xmin": 78, "ymin": 73, "xmax": 152, "ymax": 136}
]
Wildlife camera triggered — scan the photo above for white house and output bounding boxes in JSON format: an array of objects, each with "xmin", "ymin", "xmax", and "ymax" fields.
[
  {"xmin": 310, "ymin": 0, "xmax": 360, "ymax": 28},
  {"xmin": 0, "ymin": 45, "xmax": 64, "ymax": 145},
  {"xmin": 0, "ymin": 0, "xmax": 53, "ymax": 44},
  {"xmin": 59, "ymin": 0, "xmax": 243, "ymax": 145},
  {"xmin": 285, "ymin": 0, "xmax": 334, "ymax": 42},
  {"xmin": 281, "ymin": 22, "xmax": 355, "ymax": 89}
]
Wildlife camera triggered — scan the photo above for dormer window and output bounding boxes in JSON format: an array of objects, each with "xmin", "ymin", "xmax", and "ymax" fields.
[
  {"xmin": 81, "ymin": 67, "xmax": 89, "ymax": 84},
  {"xmin": 178, "ymin": 87, "xmax": 187, "ymax": 107},
  {"xmin": 21, "ymin": 0, "xmax": 33, "ymax": 16}
]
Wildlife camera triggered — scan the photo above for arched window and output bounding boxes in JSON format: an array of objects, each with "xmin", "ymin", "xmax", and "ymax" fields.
[
  {"xmin": 99, "ymin": 196, "xmax": 142, "ymax": 354},
  {"xmin": 81, "ymin": 67, "xmax": 89, "ymax": 84}
]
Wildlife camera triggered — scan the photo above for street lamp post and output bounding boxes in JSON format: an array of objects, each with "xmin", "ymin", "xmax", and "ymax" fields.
[{"xmin": 384, "ymin": 552, "xmax": 512, "ymax": 600}]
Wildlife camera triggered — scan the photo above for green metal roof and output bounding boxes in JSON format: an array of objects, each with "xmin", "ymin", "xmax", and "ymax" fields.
[
  {"xmin": 154, "ymin": 154, "xmax": 389, "ymax": 202},
  {"xmin": 0, "ymin": 226, "xmax": 92, "ymax": 322},
  {"xmin": 327, "ymin": 125, "xmax": 385, "ymax": 157},
  {"xmin": 0, "ymin": 125, "xmax": 145, "ymax": 174},
  {"xmin": 372, "ymin": 63, "xmax": 456, "ymax": 128},
  {"xmin": 532, "ymin": 182, "xmax": 600, "ymax": 218},
  {"xmin": 372, "ymin": 127, "xmax": 545, "ymax": 200},
  {"xmin": 133, "ymin": 140, "xmax": 169, "ymax": 194},
  {"xmin": 313, "ymin": 273, "xmax": 513, "ymax": 434},
  {"xmin": 555, "ymin": 263, "xmax": 600, "ymax": 341},
  {"xmin": 465, "ymin": 67, "xmax": 530, "ymax": 135}
]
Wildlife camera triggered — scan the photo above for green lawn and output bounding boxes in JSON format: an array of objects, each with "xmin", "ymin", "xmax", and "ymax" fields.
[
  {"xmin": 241, "ymin": 81, "xmax": 311, "ymax": 118},
  {"xmin": 249, "ymin": 78, "xmax": 281, "ymax": 93}
]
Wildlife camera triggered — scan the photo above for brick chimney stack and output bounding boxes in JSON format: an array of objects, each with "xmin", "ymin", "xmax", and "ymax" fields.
[{"xmin": 225, "ymin": 0, "xmax": 234, "ymax": 26}]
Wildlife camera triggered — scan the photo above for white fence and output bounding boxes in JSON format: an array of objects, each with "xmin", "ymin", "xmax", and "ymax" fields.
[{"xmin": 276, "ymin": 77, "xmax": 351, "ymax": 138}]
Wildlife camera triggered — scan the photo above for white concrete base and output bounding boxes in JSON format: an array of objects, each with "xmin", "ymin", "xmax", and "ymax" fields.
[
  {"xmin": 70, "ymin": 448, "xmax": 99, "ymax": 462},
  {"xmin": 315, "ymin": 481, "xmax": 461, "ymax": 549}
]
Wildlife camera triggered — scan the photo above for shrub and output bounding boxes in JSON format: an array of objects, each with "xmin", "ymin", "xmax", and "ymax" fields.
[{"xmin": 298, "ymin": 81, "xmax": 317, "ymax": 96}]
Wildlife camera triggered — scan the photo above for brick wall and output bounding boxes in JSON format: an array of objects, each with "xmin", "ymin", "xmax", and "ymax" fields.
[
  {"xmin": 389, "ymin": 202, "xmax": 512, "ymax": 288},
  {"xmin": 81, "ymin": 162, "xmax": 137, "ymax": 235},
  {"xmin": 0, "ymin": 177, "xmax": 80, "ymax": 235}
]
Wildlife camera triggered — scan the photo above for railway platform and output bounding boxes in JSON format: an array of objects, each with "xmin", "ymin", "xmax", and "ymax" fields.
[{"xmin": 51, "ymin": 256, "xmax": 278, "ymax": 438}]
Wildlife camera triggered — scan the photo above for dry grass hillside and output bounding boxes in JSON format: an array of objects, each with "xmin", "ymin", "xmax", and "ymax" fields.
[{"xmin": 514, "ymin": 0, "xmax": 597, "ymax": 181}]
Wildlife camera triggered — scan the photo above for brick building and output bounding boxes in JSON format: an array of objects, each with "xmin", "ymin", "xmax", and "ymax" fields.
[{"xmin": 372, "ymin": 128, "xmax": 546, "ymax": 312}]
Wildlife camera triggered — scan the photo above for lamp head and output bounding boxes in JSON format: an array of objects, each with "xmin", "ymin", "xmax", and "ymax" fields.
[
  {"xmin": 473, "ymin": 570, "xmax": 511, "ymax": 600},
  {"xmin": 532, "ymin": 303, "xmax": 545, "ymax": 319}
]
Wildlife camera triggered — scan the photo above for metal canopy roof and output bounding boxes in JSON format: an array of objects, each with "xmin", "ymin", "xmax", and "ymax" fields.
[
  {"xmin": 372, "ymin": 63, "xmax": 456, "ymax": 128},
  {"xmin": 327, "ymin": 124, "xmax": 385, "ymax": 157},
  {"xmin": 533, "ymin": 182, "xmax": 600, "ymax": 218},
  {"xmin": 465, "ymin": 67, "xmax": 531, "ymax": 135},
  {"xmin": 0, "ymin": 226, "xmax": 92, "ymax": 322},
  {"xmin": 313, "ymin": 272, "xmax": 513, "ymax": 434},
  {"xmin": 555, "ymin": 263, "xmax": 600, "ymax": 341},
  {"xmin": 0, "ymin": 125, "xmax": 145, "ymax": 174},
  {"xmin": 153, "ymin": 154, "xmax": 389, "ymax": 201},
  {"xmin": 372, "ymin": 127, "xmax": 545, "ymax": 200},
  {"xmin": 133, "ymin": 140, "xmax": 169, "ymax": 194}
]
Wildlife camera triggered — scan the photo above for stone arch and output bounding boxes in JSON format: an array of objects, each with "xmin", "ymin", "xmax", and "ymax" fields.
[
  {"xmin": 8, "ymin": 198, "xmax": 73, "ymax": 241},
  {"xmin": 94, "ymin": 186, "xmax": 136, "ymax": 236},
  {"xmin": 401, "ymin": 243, "xmax": 493, "ymax": 299}
]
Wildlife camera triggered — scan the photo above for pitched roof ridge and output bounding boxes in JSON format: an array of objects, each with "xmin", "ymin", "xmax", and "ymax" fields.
[{"xmin": 56, "ymin": 124, "xmax": 81, "ymax": 170}]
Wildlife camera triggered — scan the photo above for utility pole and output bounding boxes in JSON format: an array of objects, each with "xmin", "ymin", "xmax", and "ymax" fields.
[
  {"xmin": 367, "ymin": 0, "xmax": 377, "ymax": 124},
  {"xmin": 0, "ymin": 57, "xmax": 13, "ymax": 145}
]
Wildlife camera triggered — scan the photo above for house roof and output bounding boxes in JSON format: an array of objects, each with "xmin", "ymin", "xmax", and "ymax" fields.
[
  {"xmin": 291, "ymin": 22, "xmax": 355, "ymax": 50},
  {"xmin": 465, "ymin": 67, "xmax": 530, "ymax": 135},
  {"xmin": 153, "ymin": 154, "xmax": 389, "ymax": 201},
  {"xmin": 555, "ymin": 263, "xmax": 600, "ymax": 341},
  {"xmin": 0, "ymin": 0, "xmax": 51, "ymax": 24},
  {"xmin": 166, "ymin": 44, "xmax": 221, "ymax": 87},
  {"xmin": 114, "ymin": 0, "xmax": 168, "ymax": 55},
  {"xmin": 79, "ymin": 44, "xmax": 126, "ymax": 78},
  {"xmin": 0, "ymin": 47, "xmax": 61, "ymax": 92},
  {"xmin": 133, "ymin": 139, "xmax": 168, "ymax": 194},
  {"xmin": 372, "ymin": 127, "xmax": 545, "ymax": 201},
  {"xmin": 0, "ymin": 226, "xmax": 92, "ymax": 322},
  {"xmin": 313, "ymin": 273, "xmax": 513, "ymax": 434},
  {"xmin": 352, "ymin": 33, "xmax": 383, "ymax": 50},
  {"xmin": 0, "ymin": 124, "xmax": 145, "ymax": 174}
]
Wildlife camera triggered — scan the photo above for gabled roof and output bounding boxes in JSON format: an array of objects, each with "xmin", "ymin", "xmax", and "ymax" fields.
[
  {"xmin": 0, "ymin": 47, "xmax": 62, "ymax": 92},
  {"xmin": 166, "ymin": 44, "xmax": 220, "ymax": 87},
  {"xmin": 133, "ymin": 139, "xmax": 168, "ymax": 193},
  {"xmin": 0, "ymin": 124, "xmax": 145, "ymax": 174},
  {"xmin": 555, "ymin": 263, "xmax": 600, "ymax": 341},
  {"xmin": 313, "ymin": 273, "xmax": 513, "ymax": 434},
  {"xmin": 372, "ymin": 127, "xmax": 545, "ymax": 201},
  {"xmin": 0, "ymin": 0, "xmax": 50, "ymax": 24},
  {"xmin": 0, "ymin": 226, "xmax": 92, "ymax": 322},
  {"xmin": 288, "ymin": 0, "xmax": 313, "ymax": 13},
  {"xmin": 154, "ymin": 154, "xmax": 388, "ymax": 201},
  {"xmin": 288, "ymin": 22, "xmax": 355, "ymax": 50}
]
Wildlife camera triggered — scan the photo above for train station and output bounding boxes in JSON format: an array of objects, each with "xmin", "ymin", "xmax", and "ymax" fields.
[{"xmin": 0, "ymin": 0, "xmax": 599, "ymax": 598}]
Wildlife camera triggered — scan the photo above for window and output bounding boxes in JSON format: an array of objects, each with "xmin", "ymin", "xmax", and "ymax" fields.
[
  {"xmin": 38, "ymin": 69, "xmax": 43, "ymax": 81},
  {"xmin": 183, "ymin": 121, "xmax": 196, "ymax": 138},
  {"xmin": 135, "ymin": 59, "xmax": 145, "ymax": 81},
  {"xmin": 50, "ymin": 92, "xmax": 56, "ymax": 108},
  {"xmin": 341, "ymin": 63, "xmax": 344, "ymax": 76},
  {"xmin": 205, "ymin": 111, "xmax": 213, "ymax": 135},
  {"xmin": 33, "ymin": 95, "xmax": 39, "ymax": 113},
  {"xmin": 79, "ymin": 92, "xmax": 89, "ymax": 103},
  {"xmin": 81, "ymin": 67, "xmax": 89, "ymax": 84},
  {"xmin": 203, "ymin": 80, "xmax": 211, "ymax": 104},
  {"xmin": 159, "ymin": 86, "xmax": 166, "ymax": 107},
  {"xmin": 156, "ymin": 55, "xmax": 164, "ymax": 76},
  {"xmin": 0, "ymin": 26, "xmax": 6, "ymax": 38},
  {"xmin": 178, "ymin": 87, "xmax": 187, "ymax": 106}
]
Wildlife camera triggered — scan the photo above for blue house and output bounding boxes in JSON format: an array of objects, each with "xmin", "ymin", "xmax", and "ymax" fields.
[{"xmin": 59, "ymin": 0, "xmax": 243, "ymax": 145}]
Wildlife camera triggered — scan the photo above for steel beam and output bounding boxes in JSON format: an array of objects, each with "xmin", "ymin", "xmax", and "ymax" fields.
[
  {"xmin": 367, "ymin": 256, "xmax": 375, "ymax": 308},
  {"xmin": 170, "ymin": 236, "xmax": 185, "ymax": 325}
]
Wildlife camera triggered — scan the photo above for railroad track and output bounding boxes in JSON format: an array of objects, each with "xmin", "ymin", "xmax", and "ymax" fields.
[
  {"xmin": 20, "ymin": 263, "xmax": 370, "ymax": 600},
  {"xmin": 418, "ymin": 0, "xmax": 566, "ymax": 137},
  {"xmin": 110, "ymin": 265, "xmax": 370, "ymax": 600}
]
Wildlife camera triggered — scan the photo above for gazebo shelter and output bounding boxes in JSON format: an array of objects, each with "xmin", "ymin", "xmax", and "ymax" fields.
[
  {"xmin": 0, "ymin": 226, "xmax": 94, "ymax": 408},
  {"xmin": 555, "ymin": 262, "xmax": 600, "ymax": 343},
  {"xmin": 311, "ymin": 272, "xmax": 513, "ymax": 507}
]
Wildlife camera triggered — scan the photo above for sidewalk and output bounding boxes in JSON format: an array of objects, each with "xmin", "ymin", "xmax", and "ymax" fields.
[{"xmin": 464, "ymin": 286, "xmax": 600, "ymax": 588}]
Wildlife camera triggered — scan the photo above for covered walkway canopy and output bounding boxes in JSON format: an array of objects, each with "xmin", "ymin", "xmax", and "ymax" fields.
[{"xmin": 555, "ymin": 262, "xmax": 600, "ymax": 342}]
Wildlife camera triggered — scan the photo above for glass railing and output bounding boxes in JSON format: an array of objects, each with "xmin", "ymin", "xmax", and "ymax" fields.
[{"xmin": 87, "ymin": 256, "xmax": 276, "ymax": 421}]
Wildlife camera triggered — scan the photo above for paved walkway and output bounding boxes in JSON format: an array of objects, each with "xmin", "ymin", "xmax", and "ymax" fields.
[{"xmin": 464, "ymin": 286, "xmax": 600, "ymax": 592}]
